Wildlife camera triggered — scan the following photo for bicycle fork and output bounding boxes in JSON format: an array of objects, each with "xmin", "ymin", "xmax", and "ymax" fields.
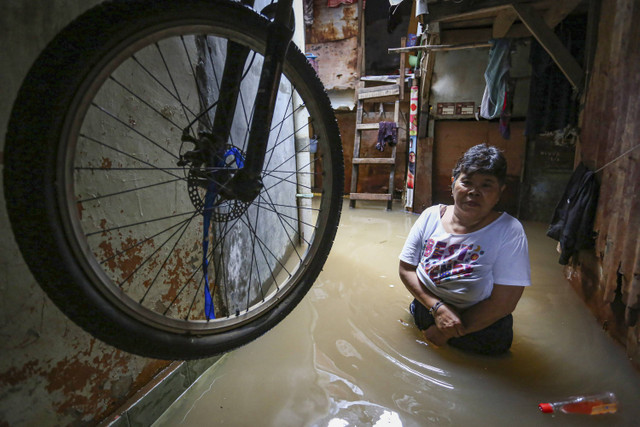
[{"xmin": 180, "ymin": 0, "xmax": 295, "ymax": 203}]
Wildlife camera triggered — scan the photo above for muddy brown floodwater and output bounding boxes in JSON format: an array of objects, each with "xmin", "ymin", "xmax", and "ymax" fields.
[{"xmin": 154, "ymin": 201, "xmax": 640, "ymax": 427}]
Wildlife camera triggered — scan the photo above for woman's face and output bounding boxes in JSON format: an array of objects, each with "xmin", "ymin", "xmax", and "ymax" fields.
[{"xmin": 452, "ymin": 172, "xmax": 504, "ymax": 218}]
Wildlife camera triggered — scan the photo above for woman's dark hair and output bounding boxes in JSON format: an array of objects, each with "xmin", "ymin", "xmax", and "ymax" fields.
[{"xmin": 452, "ymin": 143, "xmax": 507, "ymax": 185}]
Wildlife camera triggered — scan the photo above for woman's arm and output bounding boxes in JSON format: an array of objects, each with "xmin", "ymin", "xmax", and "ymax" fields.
[
  {"xmin": 460, "ymin": 284, "xmax": 524, "ymax": 334},
  {"xmin": 399, "ymin": 260, "xmax": 465, "ymax": 339},
  {"xmin": 398, "ymin": 260, "xmax": 440, "ymax": 310}
]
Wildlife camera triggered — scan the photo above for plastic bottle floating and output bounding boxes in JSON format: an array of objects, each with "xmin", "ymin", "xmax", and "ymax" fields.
[{"xmin": 538, "ymin": 392, "xmax": 618, "ymax": 415}]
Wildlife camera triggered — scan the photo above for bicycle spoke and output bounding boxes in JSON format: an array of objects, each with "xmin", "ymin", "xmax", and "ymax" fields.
[
  {"xmin": 85, "ymin": 210, "xmax": 197, "ymax": 237},
  {"xmin": 76, "ymin": 177, "xmax": 183, "ymax": 203},
  {"xmin": 181, "ymin": 35, "xmax": 214, "ymax": 131},
  {"xmin": 83, "ymin": 106, "xmax": 180, "ymax": 161},
  {"xmin": 108, "ymin": 75, "xmax": 186, "ymax": 130},
  {"xmin": 244, "ymin": 205, "xmax": 262, "ymax": 310},
  {"xmin": 99, "ymin": 217, "xmax": 192, "ymax": 266},
  {"xmin": 136, "ymin": 211, "xmax": 199, "ymax": 303},
  {"xmin": 131, "ymin": 54, "xmax": 199, "ymax": 123},
  {"xmin": 254, "ymin": 194, "xmax": 317, "ymax": 247},
  {"xmin": 238, "ymin": 214, "xmax": 292, "ymax": 292},
  {"xmin": 68, "ymin": 15, "xmax": 337, "ymax": 327}
]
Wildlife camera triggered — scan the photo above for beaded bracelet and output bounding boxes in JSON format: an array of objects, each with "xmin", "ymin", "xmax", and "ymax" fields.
[{"xmin": 429, "ymin": 300, "xmax": 444, "ymax": 315}]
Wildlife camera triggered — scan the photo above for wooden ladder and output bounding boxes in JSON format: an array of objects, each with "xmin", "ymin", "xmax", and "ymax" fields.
[
  {"xmin": 349, "ymin": 81, "xmax": 404, "ymax": 210},
  {"xmin": 349, "ymin": 38, "xmax": 406, "ymax": 211}
]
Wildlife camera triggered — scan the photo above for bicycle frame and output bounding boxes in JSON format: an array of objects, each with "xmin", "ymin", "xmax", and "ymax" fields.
[{"xmin": 181, "ymin": 0, "xmax": 295, "ymax": 202}]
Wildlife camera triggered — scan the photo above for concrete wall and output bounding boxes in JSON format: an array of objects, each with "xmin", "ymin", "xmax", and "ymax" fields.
[
  {"xmin": 0, "ymin": 3, "xmax": 151, "ymax": 425},
  {"xmin": 0, "ymin": 2, "xmax": 202, "ymax": 425},
  {"xmin": 0, "ymin": 0, "xmax": 302, "ymax": 424},
  {"xmin": 430, "ymin": 40, "xmax": 531, "ymax": 118}
]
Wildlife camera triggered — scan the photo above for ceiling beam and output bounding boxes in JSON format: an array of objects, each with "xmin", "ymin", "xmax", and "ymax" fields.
[
  {"xmin": 544, "ymin": 0, "xmax": 584, "ymax": 28},
  {"xmin": 493, "ymin": 8, "xmax": 519, "ymax": 38},
  {"xmin": 422, "ymin": 0, "xmax": 532, "ymax": 24},
  {"xmin": 512, "ymin": 3, "xmax": 584, "ymax": 90}
]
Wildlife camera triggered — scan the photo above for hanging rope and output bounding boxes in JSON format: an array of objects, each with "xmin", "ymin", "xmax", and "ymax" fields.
[{"xmin": 595, "ymin": 142, "xmax": 640, "ymax": 173}]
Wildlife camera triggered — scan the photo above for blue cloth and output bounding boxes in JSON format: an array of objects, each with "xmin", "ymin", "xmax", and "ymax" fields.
[
  {"xmin": 480, "ymin": 39, "xmax": 511, "ymax": 120},
  {"xmin": 202, "ymin": 147, "xmax": 245, "ymax": 319}
]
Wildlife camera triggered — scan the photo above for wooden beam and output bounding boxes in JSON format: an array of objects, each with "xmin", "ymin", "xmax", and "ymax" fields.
[
  {"xmin": 440, "ymin": 24, "xmax": 532, "ymax": 44},
  {"xmin": 389, "ymin": 41, "xmax": 492, "ymax": 54},
  {"xmin": 357, "ymin": 0, "xmax": 365, "ymax": 78},
  {"xmin": 544, "ymin": 0, "xmax": 583, "ymax": 28},
  {"xmin": 422, "ymin": 0, "xmax": 529, "ymax": 24},
  {"xmin": 512, "ymin": 3, "xmax": 584, "ymax": 90},
  {"xmin": 349, "ymin": 193, "xmax": 393, "ymax": 201},
  {"xmin": 493, "ymin": 8, "xmax": 518, "ymax": 38},
  {"xmin": 357, "ymin": 84, "xmax": 400, "ymax": 100},
  {"xmin": 356, "ymin": 123, "xmax": 380, "ymax": 130},
  {"xmin": 352, "ymin": 158, "xmax": 396, "ymax": 165}
]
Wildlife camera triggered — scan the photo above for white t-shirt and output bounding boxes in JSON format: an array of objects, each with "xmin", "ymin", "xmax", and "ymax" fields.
[{"xmin": 399, "ymin": 205, "xmax": 531, "ymax": 309}]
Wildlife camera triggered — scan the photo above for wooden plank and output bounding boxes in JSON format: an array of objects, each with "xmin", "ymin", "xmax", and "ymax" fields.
[
  {"xmin": 358, "ymin": 84, "xmax": 398, "ymax": 94},
  {"xmin": 398, "ymin": 37, "xmax": 406, "ymax": 101},
  {"xmin": 413, "ymin": 33, "xmax": 438, "ymax": 213},
  {"xmin": 349, "ymin": 94, "xmax": 364, "ymax": 208},
  {"xmin": 356, "ymin": 123, "xmax": 380, "ymax": 130},
  {"xmin": 544, "ymin": 0, "xmax": 583, "ymax": 28},
  {"xmin": 349, "ymin": 193, "xmax": 393, "ymax": 201},
  {"xmin": 493, "ymin": 8, "xmax": 518, "ymax": 38},
  {"xmin": 357, "ymin": 0, "xmax": 364, "ymax": 77},
  {"xmin": 389, "ymin": 42, "xmax": 492, "ymax": 54},
  {"xmin": 421, "ymin": 0, "xmax": 526, "ymax": 24},
  {"xmin": 512, "ymin": 3, "xmax": 584, "ymax": 90},
  {"xmin": 387, "ymin": 99, "xmax": 400, "ymax": 210},
  {"xmin": 352, "ymin": 158, "xmax": 395, "ymax": 165},
  {"xmin": 357, "ymin": 84, "xmax": 400, "ymax": 99}
]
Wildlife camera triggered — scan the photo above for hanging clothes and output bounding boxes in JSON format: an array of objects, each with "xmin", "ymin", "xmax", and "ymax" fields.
[
  {"xmin": 376, "ymin": 121, "xmax": 398, "ymax": 151},
  {"xmin": 547, "ymin": 162, "xmax": 599, "ymax": 265},
  {"xmin": 480, "ymin": 38, "xmax": 511, "ymax": 120},
  {"xmin": 304, "ymin": 0, "xmax": 314, "ymax": 26}
]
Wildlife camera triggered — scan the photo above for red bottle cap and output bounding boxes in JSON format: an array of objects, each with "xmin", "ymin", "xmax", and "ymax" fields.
[{"xmin": 538, "ymin": 403, "xmax": 554, "ymax": 413}]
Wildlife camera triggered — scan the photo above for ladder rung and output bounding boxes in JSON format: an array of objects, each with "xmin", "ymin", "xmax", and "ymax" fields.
[
  {"xmin": 350, "ymin": 193, "xmax": 393, "ymax": 201},
  {"xmin": 356, "ymin": 123, "xmax": 380, "ymax": 130},
  {"xmin": 352, "ymin": 158, "xmax": 395, "ymax": 165},
  {"xmin": 357, "ymin": 84, "xmax": 400, "ymax": 100}
]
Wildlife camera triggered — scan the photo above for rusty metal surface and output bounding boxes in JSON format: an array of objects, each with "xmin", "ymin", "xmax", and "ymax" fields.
[
  {"xmin": 306, "ymin": 0, "xmax": 359, "ymax": 44},
  {"xmin": 307, "ymin": 37, "xmax": 359, "ymax": 90},
  {"xmin": 305, "ymin": 0, "xmax": 360, "ymax": 90}
]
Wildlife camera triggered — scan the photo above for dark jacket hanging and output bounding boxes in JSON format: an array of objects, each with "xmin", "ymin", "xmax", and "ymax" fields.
[{"xmin": 547, "ymin": 162, "xmax": 599, "ymax": 265}]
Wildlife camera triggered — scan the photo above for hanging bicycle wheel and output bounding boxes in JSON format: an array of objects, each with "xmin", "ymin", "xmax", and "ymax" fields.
[{"xmin": 3, "ymin": 0, "xmax": 343, "ymax": 359}]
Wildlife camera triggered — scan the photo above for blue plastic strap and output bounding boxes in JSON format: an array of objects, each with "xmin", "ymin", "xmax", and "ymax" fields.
[{"xmin": 202, "ymin": 147, "xmax": 245, "ymax": 320}]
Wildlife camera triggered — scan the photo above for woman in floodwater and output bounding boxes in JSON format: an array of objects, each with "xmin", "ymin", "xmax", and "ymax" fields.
[{"xmin": 399, "ymin": 143, "xmax": 531, "ymax": 355}]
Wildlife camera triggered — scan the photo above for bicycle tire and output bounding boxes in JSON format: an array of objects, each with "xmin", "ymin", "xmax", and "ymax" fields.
[{"xmin": 4, "ymin": 0, "xmax": 343, "ymax": 360}]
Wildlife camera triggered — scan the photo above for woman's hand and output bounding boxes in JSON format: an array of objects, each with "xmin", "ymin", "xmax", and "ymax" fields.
[
  {"xmin": 423, "ymin": 325, "xmax": 448, "ymax": 346},
  {"xmin": 433, "ymin": 303, "xmax": 465, "ymax": 339}
]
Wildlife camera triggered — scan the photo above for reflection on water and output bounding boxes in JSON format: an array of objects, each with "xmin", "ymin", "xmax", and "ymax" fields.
[{"xmin": 155, "ymin": 201, "xmax": 640, "ymax": 427}]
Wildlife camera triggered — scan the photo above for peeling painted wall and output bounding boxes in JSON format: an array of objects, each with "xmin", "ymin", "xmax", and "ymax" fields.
[
  {"xmin": 430, "ymin": 40, "xmax": 531, "ymax": 119},
  {"xmin": 0, "ymin": 0, "xmax": 300, "ymax": 424},
  {"xmin": 0, "ymin": 2, "xmax": 177, "ymax": 424},
  {"xmin": 305, "ymin": 0, "xmax": 359, "ymax": 91}
]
